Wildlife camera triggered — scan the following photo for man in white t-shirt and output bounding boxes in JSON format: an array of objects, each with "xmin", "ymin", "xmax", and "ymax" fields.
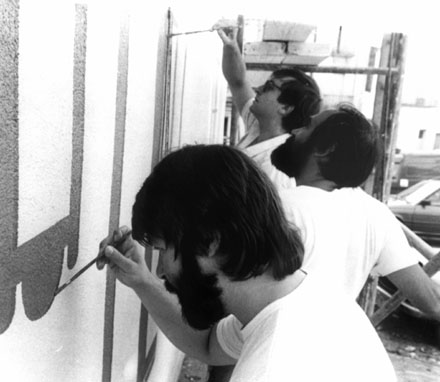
[
  {"xmin": 218, "ymin": 273, "xmax": 396, "ymax": 382},
  {"xmin": 98, "ymin": 145, "xmax": 396, "ymax": 382},
  {"xmin": 216, "ymin": 26, "xmax": 321, "ymax": 190},
  {"xmin": 213, "ymin": 106, "xmax": 440, "ymax": 381},
  {"xmin": 142, "ymin": 27, "xmax": 322, "ymax": 381},
  {"xmin": 271, "ymin": 105, "xmax": 440, "ymax": 312}
]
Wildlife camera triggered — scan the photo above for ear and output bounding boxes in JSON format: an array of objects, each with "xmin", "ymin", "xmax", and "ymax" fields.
[
  {"xmin": 314, "ymin": 143, "xmax": 336, "ymax": 159},
  {"xmin": 279, "ymin": 104, "xmax": 294, "ymax": 117},
  {"xmin": 208, "ymin": 234, "xmax": 220, "ymax": 257},
  {"xmin": 207, "ymin": 232, "xmax": 220, "ymax": 257},
  {"xmin": 197, "ymin": 233, "xmax": 221, "ymax": 273}
]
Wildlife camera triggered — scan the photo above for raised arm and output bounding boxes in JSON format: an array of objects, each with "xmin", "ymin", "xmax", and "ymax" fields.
[
  {"xmin": 98, "ymin": 226, "xmax": 237, "ymax": 366},
  {"xmin": 216, "ymin": 27, "xmax": 255, "ymax": 113}
]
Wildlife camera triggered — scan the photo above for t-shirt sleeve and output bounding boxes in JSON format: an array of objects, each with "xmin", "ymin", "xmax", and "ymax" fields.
[
  {"xmin": 216, "ymin": 315, "xmax": 243, "ymax": 360},
  {"xmin": 371, "ymin": 206, "xmax": 419, "ymax": 276}
]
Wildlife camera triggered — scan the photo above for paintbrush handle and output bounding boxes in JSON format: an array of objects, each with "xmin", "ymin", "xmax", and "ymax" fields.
[
  {"xmin": 170, "ymin": 25, "xmax": 240, "ymax": 37},
  {"xmin": 54, "ymin": 256, "xmax": 99, "ymax": 296},
  {"xmin": 54, "ymin": 229, "xmax": 133, "ymax": 296}
]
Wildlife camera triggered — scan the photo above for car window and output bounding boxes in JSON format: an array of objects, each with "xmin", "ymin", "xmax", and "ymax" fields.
[
  {"xmin": 425, "ymin": 189, "xmax": 440, "ymax": 206},
  {"xmin": 397, "ymin": 180, "xmax": 430, "ymax": 203},
  {"xmin": 398, "ymin": 180, "xmax": 440, "ymax": 204}
]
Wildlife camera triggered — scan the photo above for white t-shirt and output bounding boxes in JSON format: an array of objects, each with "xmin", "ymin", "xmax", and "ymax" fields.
[
  {"xmin": 237, "ymin": 99, "xmax": 295, "ymax": 190},
  {"xmin": 280, "ymin": 186, "xmax": 418, "ymax": 298},
  {"xmin": 216, "ymin": 187, "xmax": 418, "ymax": 361},
  {"xmin": 218, "ymin": 275, "xmax": 396, "ymax": 382}
]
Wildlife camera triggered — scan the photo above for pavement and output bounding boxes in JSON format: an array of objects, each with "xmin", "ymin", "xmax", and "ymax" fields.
[{"xmin": 378, "ymin": 311, "xmax": 440, "ymax": 382}]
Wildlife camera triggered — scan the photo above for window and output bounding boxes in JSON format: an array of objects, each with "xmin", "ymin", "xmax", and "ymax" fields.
[{"xmin": 426, "ymin": 189, "xmax": 440, "ymax": 206}]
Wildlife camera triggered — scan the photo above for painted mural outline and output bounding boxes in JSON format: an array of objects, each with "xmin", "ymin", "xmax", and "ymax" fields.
[
  {"xmin": 0, "ymin": 3, "xmax": 165, "ymax": 380},
  {"xmin": 0, "ymin": 3, "xmax": 87, "ymax": 334}
]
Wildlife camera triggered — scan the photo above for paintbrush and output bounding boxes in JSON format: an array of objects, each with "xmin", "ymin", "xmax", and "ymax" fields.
[
  {"xmin": 169, "ymin": 25, "xmax": 240, "ymax": 37},
  {"xmin": 54, "ymin": 256, "xmax": 100, "ymax": 296},
  {"xmin": 54, "ymin": 230, "xmax": 132, "ymax": 296}
]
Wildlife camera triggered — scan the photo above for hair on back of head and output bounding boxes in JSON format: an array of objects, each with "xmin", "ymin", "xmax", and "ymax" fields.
[
  {"xmin": 272, "ymin": 68, "xmax": 322, "ymax": 132},
  {"xmin": 312, "ymin": 104, "xmax": 380, "ymax": 187},
  {"xmin": 132, "ymin": 144, "xmax": 303, "ymax": 281}
]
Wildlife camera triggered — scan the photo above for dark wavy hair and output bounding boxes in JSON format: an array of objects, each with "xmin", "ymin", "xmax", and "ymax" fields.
[
  {"xmin": 132, "ymin": 145, "xmax": 303, "ymax": 281},
  {"xmin": 312, "ymin": 105, "xmax": 380, "ymax": 187},
  {"xmin": 272, "ymin": 68, "xmax": 321, "ymax": 132}
]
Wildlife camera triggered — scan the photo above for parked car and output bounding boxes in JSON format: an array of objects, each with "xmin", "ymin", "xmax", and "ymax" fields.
[
  {"xmin": 390, "ymin": 152, "xmax": 440, "ymax": 194},
  {"xmin": 388, "ymin": 179, "xmax": 440, "ymax": 244}
]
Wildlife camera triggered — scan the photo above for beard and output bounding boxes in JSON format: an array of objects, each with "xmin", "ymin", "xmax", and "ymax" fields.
[
  {"xmin": 271, "ymin": 135, "xmax": 312, "ymax": 178},
  {"xmin": 163, "ymin": 258, "xmax": 226, "ymax": 330}
]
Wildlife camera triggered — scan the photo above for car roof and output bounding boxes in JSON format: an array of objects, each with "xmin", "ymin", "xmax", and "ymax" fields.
[{"xmin": 396, "ymin": 179, "xmax": 440, "ymax": 204}]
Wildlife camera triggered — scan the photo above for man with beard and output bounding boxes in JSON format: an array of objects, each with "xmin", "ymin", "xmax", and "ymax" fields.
[
  {"xmin": 211, "ymin": 106, "xmax": 440, "ymax": 381},
  {"xmin": 216, "ymin": 24, "xmax": 321, "ymax": 189},
  {"xmin": 269, "ymin": 105, "xmax": 440, "ymax": 311},
  {"xmin": 98, "ymin": 144, "xmax": 396, "ymax": 382}
]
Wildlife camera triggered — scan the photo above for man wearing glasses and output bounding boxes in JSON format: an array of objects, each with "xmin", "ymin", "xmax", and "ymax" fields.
[{"xmin": 217, "ymin": 26, "xmax": 321, "ymax": 189}]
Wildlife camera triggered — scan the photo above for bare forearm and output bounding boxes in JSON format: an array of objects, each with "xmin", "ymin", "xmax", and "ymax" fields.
[
  {"xmin": 101, "ymin": 234, "xmax": 220, "ymax": 363},
  {"xmin": 217, "ymin": 28, "xmax": 254, "ymax": 111},
  {"xmin": 222, "ymin": 44, "xmax": 247, "ymax": 88},
  {"xmin": 132, "ymin": 276, "xmax": 214, "ymax": 363},
  {"xmin": 387, "ymin": 264, "xmax": 440, "ymax": 321}
]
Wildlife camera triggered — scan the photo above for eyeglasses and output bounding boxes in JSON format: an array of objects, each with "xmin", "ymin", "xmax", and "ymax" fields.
[{"xmin": 260, "ymin": 80, "xmax": 283, "ymax": 93}]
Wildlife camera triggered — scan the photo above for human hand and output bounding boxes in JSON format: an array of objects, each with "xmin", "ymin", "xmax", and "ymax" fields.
[
  {"xmin": 212, "ymin": 19, "xmax": 239, "ymax": 46},
  {"xmin": 97, "ymin": 226, "xmax": 152, "ymax": 290},
  {"xmin": 97, "ymin": 226, "xmax": 132, "ymax": 270}
]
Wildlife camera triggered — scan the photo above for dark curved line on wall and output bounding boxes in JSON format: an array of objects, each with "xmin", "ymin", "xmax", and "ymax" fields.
[
  {"xmin": 138, "ymin": 9, "xmax": 172, "ymax": 380},
  {"xmin": 0, "ymin": 0, "xmax": 19, "ymax": 334},
  {"xmin": 177, "ymin": 48, "xmax": 188, "ymax": 148},
  {"xmin": 138, "ymin": 334, "xmax": 157, "ymax": 382},
  {"xmin": 137, "ymin": 246, "xmax": 153, "ymax": 381},
  {"xmin": 0, "ymin": 1, "xmax": 87, "ymax": 334},
  {"xmin": 102, "ymin": 12, "xmax": 130, "ymax": 382},
  {"xmin": 0, "ymin": 290, "xmax": 16, "ymax": 334},
  {"xmin": 17, "ymin": 3, "xmax": 87, "ymax": 323},
  {"xmin": 137, "ymin": 306, "xmax": 149, "ymax": 381},
  {"xmin": 16, "ymin": 217, "xmax": 70, "ymax": 320}
]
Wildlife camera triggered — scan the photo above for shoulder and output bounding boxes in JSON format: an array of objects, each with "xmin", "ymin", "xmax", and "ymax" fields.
[{"xmin": 336, "ymin": 188, "xmax": 393, "ymax": 215}]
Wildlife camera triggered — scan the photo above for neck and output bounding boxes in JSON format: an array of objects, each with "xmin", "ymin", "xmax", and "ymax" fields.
[
  {"xmin": 219, "ymin": 269, "xmax": 306, "ymax": 326},
  {"xmin": 295, "ymin": 156, "xmax": 337, "ymax": 192},
  {"xmin": 297, "ymin": 177, "xmax": 337, "ymax": 192},
  {"xmin": 255, "ymin": 115, "xmax": 286, "ymax": 142}
]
